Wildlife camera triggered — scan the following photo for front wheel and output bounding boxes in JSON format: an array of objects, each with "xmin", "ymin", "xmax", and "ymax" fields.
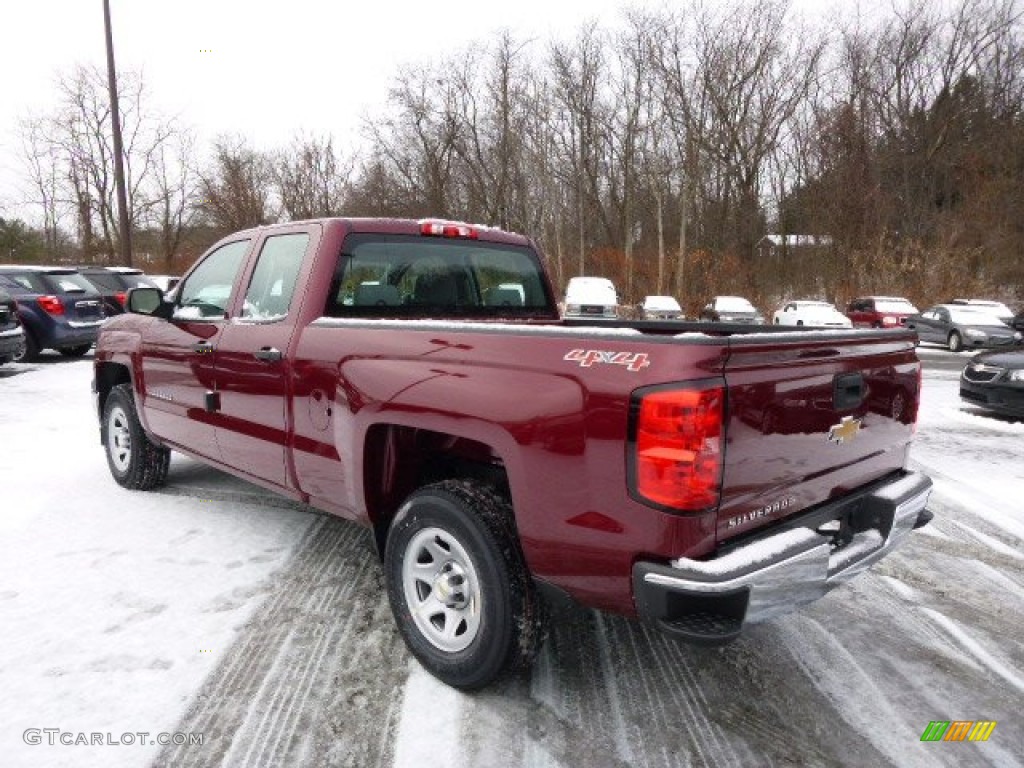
[
  {"xmin": 384, "ymin": 480, "xmax": 546, "ymax": 690},
  {"xmin": 102, "ymin": 383, "xmax": 170, "ymax": 490},
  {"xmin": 948, "ymin": 331, "xmax": 963, "ymax": 352},
  {"xmin": 14, "ymin": 331, "xmax": 39, "ymax": 363}
]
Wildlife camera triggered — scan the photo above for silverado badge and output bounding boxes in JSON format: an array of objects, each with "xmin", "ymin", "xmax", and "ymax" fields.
[{"xmin": 827, "ymin": 416, "xmax": 861, "ymax": 445}]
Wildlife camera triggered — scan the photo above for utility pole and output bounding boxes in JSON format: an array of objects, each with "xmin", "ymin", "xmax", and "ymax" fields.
[{"xmin": 103, "ymin": 0, "xmax": 132, "ymax": 266}]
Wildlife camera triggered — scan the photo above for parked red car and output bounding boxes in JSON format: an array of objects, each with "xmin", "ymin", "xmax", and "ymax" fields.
[{"xmin": 846, "ymin": 296, "xmax": 919, "ymax": 328}]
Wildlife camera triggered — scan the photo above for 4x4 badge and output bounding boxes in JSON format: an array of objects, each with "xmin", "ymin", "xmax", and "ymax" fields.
[{"xmin": 828, "ymin": 416, "xmax": 861, "ymax": 444}]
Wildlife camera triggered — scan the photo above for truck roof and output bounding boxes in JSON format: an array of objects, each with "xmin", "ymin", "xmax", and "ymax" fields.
[{"xmin": 234, "ymin": 217, "xmax": 535, "ymax": 248}]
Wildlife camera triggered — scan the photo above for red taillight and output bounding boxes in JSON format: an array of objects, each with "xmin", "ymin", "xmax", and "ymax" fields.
[
  {"xmin": 37, "ymin": 295, "xmax": 65, "ymax": 316},
  {"xmin": 420, "ymin": 220, "xmax": 479, "ymax": 239},
  {"xmin": 631, "ymin": 384, "xmax": 724, "ymax": 511},
  {"xmin": 115, "ymin": 291, "xmax": 127, "ymax": 307}
]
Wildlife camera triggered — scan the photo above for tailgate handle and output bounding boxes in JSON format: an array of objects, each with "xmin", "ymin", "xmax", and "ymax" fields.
[{"xmin": 834, "ymin": 373, "xmax": 865, "ymax": 410}]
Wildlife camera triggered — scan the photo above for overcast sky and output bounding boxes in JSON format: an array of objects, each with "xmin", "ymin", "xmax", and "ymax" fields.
[{"xmin": 0, "ymin": 0, "xmax": 841, "ymax": 223}]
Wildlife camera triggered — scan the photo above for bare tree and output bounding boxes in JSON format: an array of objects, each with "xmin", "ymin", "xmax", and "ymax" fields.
[
  {"xmin": 274, "ymin": 133, "xmax": 351, "ymax": 221},
  {"xmin": 196, "ymin": 135, "xmax": 273, "ymax": 232},
  {"xmin": 550, "ymin": 24, "xmax": 609, "ymax": 278},
  {"xmin": 147, "ymin": 130, "xmax": 199, "ymax": 271},
  {"xmin": 18, "ymin": 65, "xmax": 185, "ymax": 263}
]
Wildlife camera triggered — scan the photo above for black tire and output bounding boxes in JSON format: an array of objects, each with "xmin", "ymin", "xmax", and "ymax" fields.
[
  {"xmin": 948, "ymin": 331, "xmax": 963, "ymax": 352},
  {"xmin": 101, "ymin": 383, "xmax": 170, "ymax": 490},
  {"xmin": 59, "ymin": 344, "xmax": 92, "ymax": 357},
  {"xmin": 384, "ymin": 479, "xmax": 546, "ymax": 690},
  {"xmin": 14, "ymin": 330, "xmax": 39, "ymax": 363}
]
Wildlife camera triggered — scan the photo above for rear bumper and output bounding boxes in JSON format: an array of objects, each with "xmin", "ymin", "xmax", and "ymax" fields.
[
  {"xmin": 633, "ymin": 470, "xmax": 932, "ymax": 644},
  {"xmin": 46, "ymin": 320, "xmax": 102, "ymax": 350}
]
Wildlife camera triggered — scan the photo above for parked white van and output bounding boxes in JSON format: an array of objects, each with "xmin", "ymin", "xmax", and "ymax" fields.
[{"xmin": 563, "ymin": 276, "xmax": 618, "ymax": 319}]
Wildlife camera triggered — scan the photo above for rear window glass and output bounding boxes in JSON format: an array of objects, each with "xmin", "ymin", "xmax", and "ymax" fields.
[
  {"xmin": 43, "ymin": 273, "xmax": 96, "ymax": 293},
  {"xmin": 716, "ymin": 297, "xmax": 756, "ymax": 312},
  {"xmin": 121, "ymin": 275, "xmax": 158, "ymax": 289},
  {"xmin": 323, "ymin": 234, "xmax": 553, "ymax": 318},
  {"xmin": 81, "ymin": 272, "xmax": 120, "ymax": 291},
  {"xmin": 874, "ymin": 299, "xmax": 917, "ymax": 313},
  {"xmin": 0, "ymin": 271, "xmax": 95, "ymax": 294}
]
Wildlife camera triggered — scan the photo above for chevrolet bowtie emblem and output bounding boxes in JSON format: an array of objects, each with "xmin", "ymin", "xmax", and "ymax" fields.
[{"xmin": 828, "ymin": 416, "xmax": 861, "ymax": 444}]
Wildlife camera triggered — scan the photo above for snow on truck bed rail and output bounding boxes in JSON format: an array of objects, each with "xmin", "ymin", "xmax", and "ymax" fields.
[{"xmin": 310, "ymin": 317, "xmax": 885, "ymax": 342}]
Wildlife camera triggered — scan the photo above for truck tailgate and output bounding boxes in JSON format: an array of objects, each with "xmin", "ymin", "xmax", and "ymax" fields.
[{"xmin": 717, "ymin": 331, "xmax": 919, "ymax": 544}]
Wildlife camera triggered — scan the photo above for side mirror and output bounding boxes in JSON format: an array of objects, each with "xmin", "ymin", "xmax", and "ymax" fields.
[{"xmin": 127, "ymin": 287, "xmax": 172, "ymax": 319}]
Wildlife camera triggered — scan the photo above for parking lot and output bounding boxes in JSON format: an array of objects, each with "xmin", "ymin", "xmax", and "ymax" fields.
[{"xmin": 1, "ymin": 347, "xmax": 1021, "ymax": 768}]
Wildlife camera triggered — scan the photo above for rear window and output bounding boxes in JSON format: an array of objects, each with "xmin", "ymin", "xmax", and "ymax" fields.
[
  {"xmin": 81, "ymin": 272, "xmax": 120, "ymax": 291},
  {"xmin": 323, "ymin": 234, "xmax": 554, "ymax": 318},
  {"xmin": 875, "ymin": 299, "xmax": 917, "ymax": 313},
  {"xmin": 42, "ymin": 273, "xmax": 96, "ymax": 294},
  {"xmin": 121, "ymin": 275, "xmax": 158, "ymax": 289},
  {"xmin": 0, "ymin": 271, "xmax": 95, "ymax": 294},
  {"xmin": 716, "ymin": 297, "xmax": 756, "ymax": 312}
]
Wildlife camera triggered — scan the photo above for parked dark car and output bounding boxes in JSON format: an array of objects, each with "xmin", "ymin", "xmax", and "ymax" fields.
[
  {"xmin": 0, "ymin": 267, "xmax": 106, "ymax": 361},
  {"xmin": 0, "ymin": 286, "xmax": 26, "ymax": 365},
  {"xmin": 846, "ymin": 296, "xmax": 919, "ymax": 328},
  {"xmin": 77, "ymin": 266, "xmax": 159, "ymax": 316},
  {"xmin": 960, "ymin": 348, "xmax": 1024, "ymax": 418},
  {"xmin": 906, "ymin": 304, "xmax": 1022, "ymax": 352},
  {"xmin": 699, "ymin": 295, "xmax": 765, "ymax": 323}
]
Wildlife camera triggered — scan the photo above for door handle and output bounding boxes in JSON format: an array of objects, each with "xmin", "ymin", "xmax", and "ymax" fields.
[{"xmin": 254, "ymin": 346, "xmax": 282, "ymax": 362}]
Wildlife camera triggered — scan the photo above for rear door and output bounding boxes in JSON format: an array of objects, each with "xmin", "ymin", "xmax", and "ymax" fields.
[
  {"xmin": 717, "ymin": 331, "xmax": 919, "ymax": 544},
  {"xmin": 213, "ymin": 227, "xmax": 316, "ymax": 488},
  {"xmin": 139, "ymin": 239, "xmax": 251, "ymax": 457}
]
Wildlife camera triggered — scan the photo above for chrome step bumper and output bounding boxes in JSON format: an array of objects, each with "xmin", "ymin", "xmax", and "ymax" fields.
[{"xmin": 633, "ymin": 471, "xmax": 933, "ymax": 644}]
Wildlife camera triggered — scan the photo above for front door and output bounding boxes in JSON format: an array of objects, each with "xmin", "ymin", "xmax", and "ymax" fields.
[
  {"xmin": 214, "ymin": 229, "xmax": 314, "ymax": 488},
  {"xmin": 139, "ymin": 239, "xmax": 251, "ymax": 457}
]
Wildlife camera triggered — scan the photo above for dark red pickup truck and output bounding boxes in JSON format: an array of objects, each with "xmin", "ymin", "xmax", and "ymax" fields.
[{"xmin": 93, "ymin": 218, "xmax": 932, "ymax": 689}]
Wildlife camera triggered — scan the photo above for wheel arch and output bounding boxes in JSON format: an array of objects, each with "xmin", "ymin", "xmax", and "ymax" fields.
[
  {"xmin": 362, "ymin": 422, "xmax": 517, "ymax": 560},
  {"xmin": 94, "ymin": 360, "xmax": 133, "ymax": 428}
]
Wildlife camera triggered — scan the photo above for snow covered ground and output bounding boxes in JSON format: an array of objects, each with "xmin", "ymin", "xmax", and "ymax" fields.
[{"xmin": 0, "ymin": 351, "xmax": 1021, "ymax": 768}]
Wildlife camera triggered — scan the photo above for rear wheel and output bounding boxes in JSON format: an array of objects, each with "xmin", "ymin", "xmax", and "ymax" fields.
[
  {"xmin": 102, "ymin": 383, "xmax": 170, "ymax": 490},
  {"xmin": 384, "ymin": 480, "xmax": 546, "ymax": 690},
  {"xmin": 948, "ymin": 331, "xmax": 963, "ymax": 352},
  {"xmin": 59, "ymin": 344, "xmax": 92, "ymax": 357},
  {"xmin": 14, "ymin": 331, "xmax": 39, "ymax": 363}
]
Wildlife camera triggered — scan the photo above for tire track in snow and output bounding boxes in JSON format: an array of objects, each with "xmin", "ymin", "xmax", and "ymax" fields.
[
  {"xmin": 154, "ymin": 516, "xmax": 409, "ymax": 768},
  {"xmin": 919, "ymin": 609, "xmax": 1024, "ymax": 696},
  {"xmin": 777, "ymin": 615, "xmax": 935, "ymax": 768}
]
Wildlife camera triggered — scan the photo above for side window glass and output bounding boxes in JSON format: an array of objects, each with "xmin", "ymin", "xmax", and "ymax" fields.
[
  {"xmin": 174, "ymin": 240, "xmax": 250, "ymax": 320},
  {"xmin": 240, "ymin": 233, "xmax": 309, "ymax": 321}
]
